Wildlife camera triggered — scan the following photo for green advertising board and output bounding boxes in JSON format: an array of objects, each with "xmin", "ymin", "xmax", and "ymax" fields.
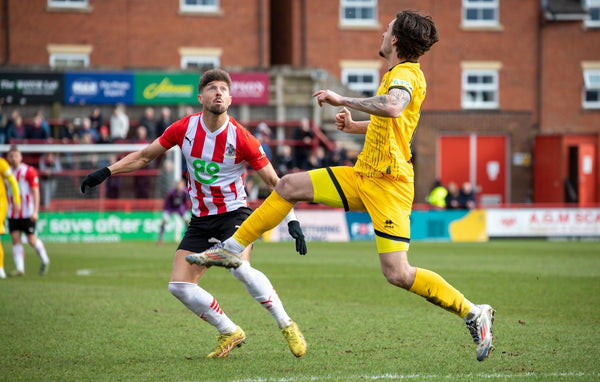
[
  {"xmin": 30, "ymin": 212, "xmax": 188, "ymax": 243},
  {"xmin": 134, "ymin": 72, "xmax": 200, "ymax": 105}
]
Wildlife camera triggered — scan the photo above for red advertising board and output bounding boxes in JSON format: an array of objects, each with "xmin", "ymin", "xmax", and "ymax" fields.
[{"xmin": 229, "ymin": 72, "xmax": 269, "ymax": 105}]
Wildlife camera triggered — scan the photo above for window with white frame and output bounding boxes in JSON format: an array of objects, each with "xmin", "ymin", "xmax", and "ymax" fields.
[
  {"xmin": 584, "ymin": 0, "xmax": 600, "ymax": 28},
  {"xmin": 181, "ymin": 56, "xmax": 220, "ymax": 70},
  {"xmin": 340, "ymin": 0, "xmax": 377, "ymax": 26},
  {"xmin": 462, "ymin": 0, "xmax": 499, "ymax": 27},
  {"xmin": 583, "ymin": 69, "xmax": 600, "ymax": 108},
  {"xmin": 342, "ymin": 68, "xmax": 379, "ymax": 97},
  {"xmin": 50, "ymin": 53, "xmax": 89, "ymax": 68},
  {"xmin": 180, "ymin": 0, "xmax": 219, "ymax": 13},
  {"xmin": 462, "ymin": 69, "xmax": 499, "ymax": 109},
  {"xmin": 48, "ymin": 0, "xmax": 88, "ymax": 8}
]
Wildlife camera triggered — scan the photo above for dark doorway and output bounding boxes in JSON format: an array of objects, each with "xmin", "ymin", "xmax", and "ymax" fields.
[
  {"xmin": 270, "ymin": 0, "xmax": 293, "ymax": 66},
  {"xmin": 565, "ymin": 146, "xmax": 579, "ymax": 203}
]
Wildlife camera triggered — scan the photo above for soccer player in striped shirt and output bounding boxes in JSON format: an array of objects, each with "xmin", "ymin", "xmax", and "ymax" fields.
[
  {"xmin": 189, "ymin": 10, "xmax": 495, "ymax": 362},
  {"xmin": 81, "ymin": 69, "xmax": 307, "ymax": 359},
  {"xmin": 6, "ymin": 145, "xmax": 50, "ymax": 276}
]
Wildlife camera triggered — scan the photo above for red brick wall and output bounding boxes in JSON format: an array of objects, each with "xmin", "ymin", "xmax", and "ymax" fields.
[
  {"xmin": 5, "ymin": 0, "xmax": 263, "ymax": 69},
  {"xmin": 540, "ymin": 20, "xmax": 600, "ymax": 134},
  {"xmin": 302, "ymin": 0, "xmax": 540, "ymax": 114}
]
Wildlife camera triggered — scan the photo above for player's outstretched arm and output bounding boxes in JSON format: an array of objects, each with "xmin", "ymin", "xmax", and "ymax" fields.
[
  {"xmin": 81, "ymin": 139, "xmax": 167, "ymax": 193},
  {"xmin": 313, "ymin": 88, "xmax": 410, "ymax": 118}
]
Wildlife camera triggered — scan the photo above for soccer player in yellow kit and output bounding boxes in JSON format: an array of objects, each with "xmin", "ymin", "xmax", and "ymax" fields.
[
  {"xmin": 187, "ymin": 10, "xmax": 495, "ymax": 361},
  {"xmin": 0, "ymin": 157, "xmax": 21, "ymax": 279}
]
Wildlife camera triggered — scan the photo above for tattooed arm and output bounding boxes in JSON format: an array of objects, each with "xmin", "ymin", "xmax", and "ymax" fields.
[{"xmin": 313, "ymin": 87, "xmax": 411, "ymax": 118}]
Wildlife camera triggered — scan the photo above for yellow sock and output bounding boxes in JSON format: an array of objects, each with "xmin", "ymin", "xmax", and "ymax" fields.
[
  {"xmin": 0, "ymin": 242, "xmax": 3, "ymax": 269},
  {"xmin": 233, "ymin": 191, "xmax": 294, "ymax": 247},
  {"xmin": 409, "ymin": 267, "xmax": 472, "ymax": 318}
]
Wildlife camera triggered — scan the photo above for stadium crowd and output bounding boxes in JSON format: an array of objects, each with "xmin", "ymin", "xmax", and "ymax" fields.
[{"xmin": 0, "ymin": 104, "xmax": 357, "ymax": 207}]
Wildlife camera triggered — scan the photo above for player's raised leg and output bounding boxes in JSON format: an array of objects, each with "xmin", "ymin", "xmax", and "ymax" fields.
[{"xmin": 186, "ymin": 172, "xmax": 313, "ymax": 268}]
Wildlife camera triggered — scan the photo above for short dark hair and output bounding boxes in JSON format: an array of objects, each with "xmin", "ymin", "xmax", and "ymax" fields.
[
  {"xmin": 198, "ymin": 69, "xmax": 232, "ymax": 93},
  {"xmin": 393, "ymin": 10, "xmax": 439, "ymax": 62}
]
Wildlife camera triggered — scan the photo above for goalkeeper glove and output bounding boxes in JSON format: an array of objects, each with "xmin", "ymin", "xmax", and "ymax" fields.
[
  {"xmin": 80, "ymin": 167, "xmax": 111, "ymax": 193},
  {"xmin": 287, "ymin": 220, "xmax": 307, "ymax": 255}
]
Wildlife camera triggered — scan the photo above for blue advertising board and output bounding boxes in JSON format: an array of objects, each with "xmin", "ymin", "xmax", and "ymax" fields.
[
  {"xmin": 346, "ymin": 210, "xmax": 480, "ymax": 242},
  {"xmin": 64, "ymin": 72, "xmax": 134, "ymax": 105}
]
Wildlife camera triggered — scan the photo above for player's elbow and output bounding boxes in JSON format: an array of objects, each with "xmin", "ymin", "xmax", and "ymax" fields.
[{"xmin": 385, "ymin": 105, "xmax": 405, "ymax": 118}]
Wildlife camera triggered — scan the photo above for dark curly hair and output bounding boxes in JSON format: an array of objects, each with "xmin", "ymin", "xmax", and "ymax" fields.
[
  {"xmin": 198, "ymin": 68, "xmax": 232, "ymax": 93},
  {"xmin": 393, "ymin": 10, "xmax": 439, "ymax": 62}
]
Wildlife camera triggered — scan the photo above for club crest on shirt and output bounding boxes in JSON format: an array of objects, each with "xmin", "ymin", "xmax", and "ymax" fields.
[{"xmin": 224, "ymin": 144, "xmax": 236, "ymax": 159}]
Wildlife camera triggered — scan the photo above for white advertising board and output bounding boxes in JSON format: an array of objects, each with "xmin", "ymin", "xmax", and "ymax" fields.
[
  {"xmin": 264, "ymin": 210, "xmax": 350, "ymax": 242},
  {"xmin": 486, "ymin": 208, "xmax": 600, "ymax": 237}
]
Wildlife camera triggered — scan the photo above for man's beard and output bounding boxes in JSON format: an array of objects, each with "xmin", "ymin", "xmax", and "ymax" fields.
[
  {"xmin": 205, "ymin": 103, "xmax": 227, "ymax": 115},
  {"xmin": 379, "ymin": 50, "xmax": 385, "ymax": 58}
]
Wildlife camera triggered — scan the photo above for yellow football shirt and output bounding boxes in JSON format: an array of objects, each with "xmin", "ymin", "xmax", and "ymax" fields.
[
  {"xmin": 353, "ymin": 62, "xmax": 426, "ymax": 182},
  {"xmin": 0, "ymin": 157, "xmax": 20, "ymax": 206}
]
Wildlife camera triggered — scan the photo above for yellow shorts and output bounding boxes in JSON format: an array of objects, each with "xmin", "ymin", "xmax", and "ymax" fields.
[{"xmin": 309, "ymin": 166, "xmax": 413, "ymax": 253}]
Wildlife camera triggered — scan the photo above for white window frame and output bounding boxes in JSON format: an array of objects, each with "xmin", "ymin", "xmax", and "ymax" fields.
[
  {"xmin": 180, "ymin": 0, "xmax": 219, "ymax": 13},
  {"xmin": 48, "ymin": 0, "xmax": 88, "ymax": 8},
  {"xmin": 340, "ymin": 0, "xmax": 378, "ymax": 26},
  {"xmin": 584, "ymin": 0, "xmax": 600, "ymax": 28},
  {"xmin": 49, "ymin": 52, "xmax": 89, "ymax": 68},
  {"xmin": 462, "ymin": 69, "xmax": 499, "ymax": 109},
  {"xmin": 181, "ymin": 56, "xmax": 220, "ymax": 70},
  {"xmin": 583, "ymin": 69, "xmax": 600, "ymax": 109},
  {"xmin": 342, "ymin": 68, "xmax": 379, "ymax": 98},
  {"xmin": 462, "ymin": 0, "xmax": 499, "ymax": 27}
]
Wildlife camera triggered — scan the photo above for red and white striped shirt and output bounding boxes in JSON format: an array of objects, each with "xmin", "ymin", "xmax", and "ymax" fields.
[
  {"xmin": 159, "ymin": 113, "xmax": 269, "ymax": 217},
  {"xmin": 7, "ymin": 163, "xmax": 39, "ymax": 219}
]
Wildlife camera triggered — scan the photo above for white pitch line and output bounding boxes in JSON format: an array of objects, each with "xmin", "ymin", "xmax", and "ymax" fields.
[{"xmin": 205, "ymin": 371, "xmax": 598, "ymax": 382}]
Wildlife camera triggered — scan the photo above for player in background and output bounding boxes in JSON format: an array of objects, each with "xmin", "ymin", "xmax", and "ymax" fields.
[
  {"xmin": 187, "ymin": 11, "xmax": 495, "ymax": 362},
  {"xmin": 81, "ymin": 69, "xmax": 307, "ymax": 359},
  {"xmin": 6, "ymin": 145, "xmax": 50, "ymax": 276},
  {"xmin": 0, "ymin": 157, "xmax": 21, "ymax": 279},
  {"xmin": 157, "ymin": 178, "xmax": 190, "ymax": 246}
]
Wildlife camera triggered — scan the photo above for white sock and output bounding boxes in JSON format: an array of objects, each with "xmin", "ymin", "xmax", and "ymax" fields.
[
  {"xmin": 0, "ymin": 268, "xmax": 5, "ymax": 279},
  {"xmin": 223, "ymin": 237, "xmax": 246, "ymax": 254},
  {"xmin": 229, "ymin": 261, "xmax": 292, "ymax": 329},
  {"xmin": 168, "ymin": 282, "xmax": 238, "ymax": 334},
  {"xmin": 13, "ymin": 244, "xmax": 24, "ymax": 272},
  {"xmin": 464, "ymin": 303, "xmax": 482, "ymax": 322},
  {"xmin": 34, "ymin": 239, "xmax": 50, "ymax": 264}
]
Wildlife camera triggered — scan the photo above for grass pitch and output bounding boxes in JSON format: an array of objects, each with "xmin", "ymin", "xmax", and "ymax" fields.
[{"xmin": 1, "ymin": 240, "xmax": 599, "ymax": 381}]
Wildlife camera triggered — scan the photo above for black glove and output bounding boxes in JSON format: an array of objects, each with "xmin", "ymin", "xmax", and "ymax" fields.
[
  {"xmin": 80, "ymin": 167, "xmax": 111, "ymax": 193},
  {"xmin": 287, "ymin": 220, "xmax": 307, "ymax": 255}
]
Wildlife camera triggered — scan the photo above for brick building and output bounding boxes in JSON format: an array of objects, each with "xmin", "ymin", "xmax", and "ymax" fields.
[{"xmin": 0, "ymin": 0, "xmax": 599, "ymax": 204}]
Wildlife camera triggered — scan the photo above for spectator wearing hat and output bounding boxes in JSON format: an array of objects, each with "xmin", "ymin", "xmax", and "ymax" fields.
[{"xmin": 97, "ymin": 125, "xmax": 112, "ymax": 144}]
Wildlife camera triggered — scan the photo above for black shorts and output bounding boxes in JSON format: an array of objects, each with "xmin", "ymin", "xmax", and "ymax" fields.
[
  {"xmin": 8, "ymin": 218, "xmax": 36, "ymax": 235},
  {"xmin": 177, "ymin": 207, "xmax": 252, "ymax": 253}
]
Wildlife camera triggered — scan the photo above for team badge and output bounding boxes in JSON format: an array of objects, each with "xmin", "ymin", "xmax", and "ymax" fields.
[{"xmin": 224, "ymin": 144, "xmax": 236, "ymax": 159}]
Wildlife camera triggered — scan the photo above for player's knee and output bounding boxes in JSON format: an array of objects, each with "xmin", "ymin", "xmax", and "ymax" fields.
[
  {"xmin": 275, "ymin": 173, "xmax": 311, "ymax": 202},
  {"xmin": 275, "ymin": 175, "xmax": 294, "ymax": 199},
  {"xmin": 382, "ymin": 267, "xmax": 414, "ymax": 290}
]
